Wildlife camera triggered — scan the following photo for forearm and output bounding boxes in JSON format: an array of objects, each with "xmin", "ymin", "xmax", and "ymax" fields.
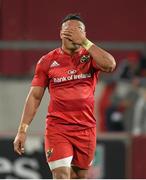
[
  {"xmin": 18, "ymin": 96, "xmax": 41, "ymax": 133},
  {"xmin": 82, "ymin": 39, "xmax": 116, "ymax": 72},
  {"xmin": 17, "ymin": 96, "xmax": 41, "ymax": 134}
]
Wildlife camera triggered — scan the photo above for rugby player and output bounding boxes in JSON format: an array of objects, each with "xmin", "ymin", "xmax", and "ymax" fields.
[{"xmin": 13, "ymin": 14, "xmax": 116, "ymax": 179}]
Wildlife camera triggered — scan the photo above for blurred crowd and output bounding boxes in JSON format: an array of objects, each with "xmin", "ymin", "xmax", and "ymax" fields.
[{"xmin": 98, "ymin": 49, "xmax": 146, "ymax": 135}]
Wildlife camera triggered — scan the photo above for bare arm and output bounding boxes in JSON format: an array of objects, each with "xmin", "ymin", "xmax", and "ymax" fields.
[
  {"xmin": 62, "ymin": 27, "xmax": 116, "ymax": 72},
  {"xmin": 19, "ymin": 86, "xmax": 45, "ymax": 126},
  {"xmin": 13, "ymin": 86, "xmax": 45, "ymax": 155},
  {"xmin": 83, "ymin": 43, "xmax": 116, "ymax": 72}
]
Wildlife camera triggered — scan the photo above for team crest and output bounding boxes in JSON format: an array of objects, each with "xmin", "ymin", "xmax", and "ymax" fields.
[
  {"xmin": 46, "ymin": 148, "xmax": 53, "ymax": 158},
  {"xmin": 80, "ymin": 55, "xmax": 90, "ymax": 63}
]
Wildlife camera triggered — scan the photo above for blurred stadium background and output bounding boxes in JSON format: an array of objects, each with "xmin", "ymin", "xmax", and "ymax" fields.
[{"xmin": 0, "ymin": 0, "xmax": 146, "ymax": 178}]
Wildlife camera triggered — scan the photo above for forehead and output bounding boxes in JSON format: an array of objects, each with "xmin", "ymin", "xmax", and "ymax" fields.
[{"xmin": 62, "ymin": 20, "xmax": 85, "ymax": 30}]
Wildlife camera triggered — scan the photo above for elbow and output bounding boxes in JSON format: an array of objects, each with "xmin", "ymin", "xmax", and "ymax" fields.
[
  {"xmin": 109, "ymin": 58, "xmax": 116, "ymax": 72},
  {"xmin": 104, "ymin": 57, "xmax": 116, "ymax": 72}
]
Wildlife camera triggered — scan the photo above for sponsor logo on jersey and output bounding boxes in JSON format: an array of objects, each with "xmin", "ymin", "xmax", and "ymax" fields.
[
  {"xmin": 50, "ymin": 61, "xmax": 60, "ymax": 67},
  {"xmin": 53, "ymin": 73, "xmax": 91, "ymax": 83},
  {"xmin": 80, "ymin": 55, "xmax": 90, "ymax": 63},
  {"xmin": 67, "ymin": 69, "xmax": 77, "ymax": 75}
]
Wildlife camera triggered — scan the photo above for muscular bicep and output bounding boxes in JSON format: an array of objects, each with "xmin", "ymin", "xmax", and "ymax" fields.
[{"xmin": 89, "ymin": 45, "xmax": 116, "ymax": 72}]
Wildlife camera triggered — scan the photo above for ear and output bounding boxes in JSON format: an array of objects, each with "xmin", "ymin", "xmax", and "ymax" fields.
[{"xmin": 60, "ymin": 30, "xmax": 63, "ymax": 40}]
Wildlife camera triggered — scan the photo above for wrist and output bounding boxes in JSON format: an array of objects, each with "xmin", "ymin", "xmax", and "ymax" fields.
[
  {"xmin": 18, "ymin": 123, "xmax": 29, "ymax": 133},
  {"xmin": 82, "ymin": 39, "xmax": 94, "ymax": 50}
]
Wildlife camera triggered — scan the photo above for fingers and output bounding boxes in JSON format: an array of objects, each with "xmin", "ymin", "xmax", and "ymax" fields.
[
  {"xmin": 14, "ymin": 141, "xmax": 22, "ymax": 155},
  {"xmin": 62, "ymin": 35, "xmax": 72, "ymax": 41},
  {"xmin": 63, "ymin": 27, "xmax": 82, "ymax": 34},
  {"xmin": 13, "ymin": 140, "xmax": 25, "ymax": 155},
  {"xmin": 61, "ymin": 31, "xmax": 73, "ymax": 41},
  {"xmin": 61, "ymin": 28, "xmax": 84, "ymax": 39},
  {"xmin": 61, "ymin": 30, "xmax": 72, "ymax": 38},
  {"xmin": 61, "ymin": 28, "xmax": 85, "ymax": 45},
  {"xmin": 20, "ymin": 143, "xmax": 25, "ymax": 154}
]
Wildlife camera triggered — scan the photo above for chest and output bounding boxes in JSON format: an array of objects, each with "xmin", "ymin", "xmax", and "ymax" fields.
[{"xmin": 48, "ymin": 55, "xmax": 92, "ymax": 79}]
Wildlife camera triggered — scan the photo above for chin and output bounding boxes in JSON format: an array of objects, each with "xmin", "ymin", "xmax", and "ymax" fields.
[{"xmin": 70, "ymin": 44, "xmax": 80, "ymax": 50}]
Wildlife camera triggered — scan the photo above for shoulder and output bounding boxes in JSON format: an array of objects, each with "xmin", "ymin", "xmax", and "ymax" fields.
[
  {"xmin": 37, "ymin": 48, "xmax": 61, "ymax": 65},
  {"xmin": 44, "ymin": 48, "xmax": 61, "ymax": 58}
]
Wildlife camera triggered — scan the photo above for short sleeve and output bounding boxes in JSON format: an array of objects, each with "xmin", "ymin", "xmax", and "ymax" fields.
[
  {"xmin": 31, "ymin": 57, "xmax": 49, "ymax": 87},
  {"xmin": 91, "ymin": 58, "xmax": 101, "ymax": 72}
]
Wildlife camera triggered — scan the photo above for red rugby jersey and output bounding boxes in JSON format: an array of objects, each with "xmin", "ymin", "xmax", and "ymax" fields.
[{"xmin": 32, "ymin": 48, "xmax": 100, "ymax": 130}]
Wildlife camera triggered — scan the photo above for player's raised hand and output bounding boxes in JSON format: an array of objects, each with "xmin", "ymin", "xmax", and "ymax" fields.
[
  {"xmin": 61, "ymin": 27, "xmax": 87, "ymax": 45},
  {"xmin": 13, "ymin": 132, "xmax": 26, "ymax": 155}
]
